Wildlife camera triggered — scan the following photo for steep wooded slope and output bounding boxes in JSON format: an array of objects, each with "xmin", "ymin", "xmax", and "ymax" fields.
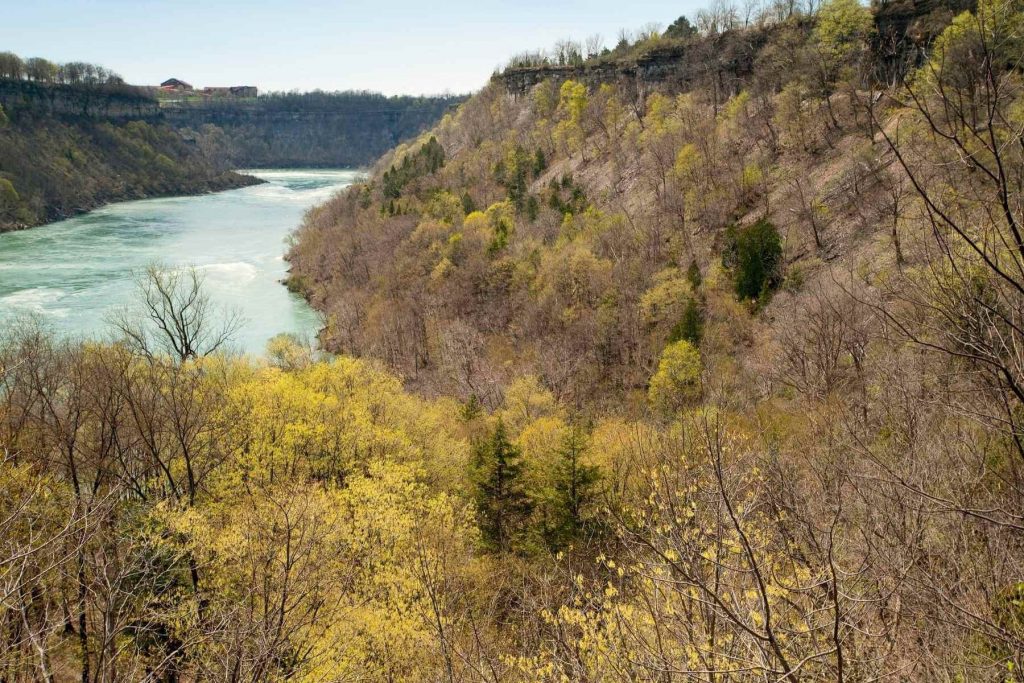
[
  {"xmin": 282, "ymin": 4, "xmax": 1024, "ymax": 673},
  {"xmin": 288, "ymin": 17, "xmax": 899, "ymax": 409},
  {"xmin": 0, "ymin": 81, "xmax": 257, "ymax": 231}
]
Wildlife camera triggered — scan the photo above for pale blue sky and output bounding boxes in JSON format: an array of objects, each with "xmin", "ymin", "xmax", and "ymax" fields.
[{"xmin": 0, "ymin": 0, "xmax": 703, "ymax": 95}]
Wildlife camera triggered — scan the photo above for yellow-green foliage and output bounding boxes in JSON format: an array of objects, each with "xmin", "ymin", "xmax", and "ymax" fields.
[
  {"xmin": 640, "ymin": 267, "xmax": 693, "ymax": 327},
  {"xmin": 648, "ymin": 339, "xmax": 703, "ymax": 412},
  {"xmin": 0, "ymin": 345, "xmax": 485, "ymax": 681},
  {"xmin": 500, "ymin": 374, "xmax": 565, "ymax": 435},
  {"xmin": 555, "ymin": 79, "xmax": 588, "ymax": 155},
  {"xmin": 814, "ymin": 0, "xmax": 875, "ymax": 65},
  {"xmin": 425, "ymin": 190, "xmax": 465, "ymax": 224}
]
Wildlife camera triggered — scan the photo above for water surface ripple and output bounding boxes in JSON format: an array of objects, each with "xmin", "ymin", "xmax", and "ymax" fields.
[{"xmin": 0, "ymin": 169, "xmax": 357, "ymax": 354}]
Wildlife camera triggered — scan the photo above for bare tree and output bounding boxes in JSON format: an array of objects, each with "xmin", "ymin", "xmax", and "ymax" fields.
[{"xmin": 109, "ymin": 264, "xmax": 244, "ymax": 362}]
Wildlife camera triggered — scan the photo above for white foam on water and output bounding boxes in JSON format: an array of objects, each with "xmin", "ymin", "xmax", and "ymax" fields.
[
  {"xmin": 200, "ymin": 262, "xmax": 259, "ymax": 282},
  {"xmin": 0, "ymin": 169, "xmax": 358, "ymax": 354},
  {"xmin": 0, "ymin": 287, "xmax": 67, "ymax": 316},
  {"xmin": 241, "ymin": 169, "xmax": 362, "ymax": 180},
  {"xmin": 301, "ymin": 186, "xmax": 348, "ymax": 203},
  {"xmin": 243, "ymin": 183, "xmax": 297, "ymax": 202}
]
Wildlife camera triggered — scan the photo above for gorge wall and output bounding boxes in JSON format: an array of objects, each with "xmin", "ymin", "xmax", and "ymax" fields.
[
  {"xmin": 0, "ymin": 79, "xmax": 161, "ymax": 120},
  {"xmin": 162, "ymin": 93, "xmax": 465, "ymax": 168},
  {"xmin": 0, "ymin": 80, "xmax": 256, "ymax": 231},
  {"xmin": 0, "ymin": 81, "xmax": 461, "ymax": 230}
]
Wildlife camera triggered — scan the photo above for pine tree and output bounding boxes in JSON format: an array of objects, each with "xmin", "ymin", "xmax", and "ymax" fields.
[
  {"xmin": 669, "ymin": 296, "xmax": 704, "ymax": 345},
  {"xmin": 686, "ymin": 259, "xmax": 702, "ymax": 290},
  {"xmin": 532, "ymin": 148, "xmax": 547, "ymax": 177},
  {"xmin": 461, "ymin": 394, "xmax": 482, "ymax": 421},
  {"xmin": 525, "ymin": 195, "xmax": 540, "ymax": 222},
  {"xmin": 727, "ymin": 219, "xmax": 783, "ymax": 302},
  {"xmin": 545, "ymin": 427, "xmax": 601, "ymax": 550},
  {"xmin": 472, "ymin": 420, "xmax": 532, "ymax": 552}
]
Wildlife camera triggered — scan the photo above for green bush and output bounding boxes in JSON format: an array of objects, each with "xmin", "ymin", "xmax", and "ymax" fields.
[
  {"xmin": 0, "ymin": 178, "xmax": 21, "ymax": 222},
  {"xmin": 382, "ymin": 136, "xmax": 445, "ymax": 200},
  {"xmin": 727, "ymin": 219, "xmax": 783, "ymax": 302}
]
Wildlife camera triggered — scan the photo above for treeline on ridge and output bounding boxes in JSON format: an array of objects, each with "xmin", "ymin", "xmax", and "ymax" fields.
[{"xmin": 0, "ymin": 50, "xmax": 137, "ymax": 92}]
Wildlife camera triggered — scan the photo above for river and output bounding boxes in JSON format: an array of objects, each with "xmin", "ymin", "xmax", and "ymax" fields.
[{"xmin": 0, "ymin": 169, "xmax": 357, "ymax": 354}]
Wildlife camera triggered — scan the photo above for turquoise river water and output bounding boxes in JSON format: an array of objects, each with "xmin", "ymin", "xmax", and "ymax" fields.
[{"xmin": 0, "ymin": 169, "xmax": 358, "ymax": 354}]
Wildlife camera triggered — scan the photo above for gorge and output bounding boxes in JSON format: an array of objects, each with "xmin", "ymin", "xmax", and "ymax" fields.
[
  {"xmin": 0, "ymin": 75, "xmax": 461, "ymax": 230},
  {"xmin": 3, "ymin": 0, "xmax": 1024, "ymax": 679}
]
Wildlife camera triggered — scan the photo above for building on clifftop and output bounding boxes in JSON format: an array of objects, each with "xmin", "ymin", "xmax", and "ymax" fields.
[{"xmin": 160, "ymin": 78, "xmax": 193, "ymax": 91}]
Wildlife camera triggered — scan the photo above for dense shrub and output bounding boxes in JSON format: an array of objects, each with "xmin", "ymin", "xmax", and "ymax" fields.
[{"xmin": 727, "ymin": 219, "xmax": 784, "ymax": 301}]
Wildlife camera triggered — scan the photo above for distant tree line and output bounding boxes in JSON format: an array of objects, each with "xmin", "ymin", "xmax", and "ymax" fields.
[
  {"xmin": 501, "ymin": 0, "xmax": 890, "ymax": 70},
  {"xmin": 0, "ymin": 51, "xmax": 128, "ymax": 89},
  {"xmin": 166, "ymin": 88, "xmax": 466, "ymax": 113},
  {"xmin": 257, "ymin": 90, "xmax": 465, "ymax": 110}
]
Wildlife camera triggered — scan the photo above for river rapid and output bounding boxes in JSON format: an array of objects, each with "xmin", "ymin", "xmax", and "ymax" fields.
[{"xmin": 0, "ymin": 169, "xmax": 357, "ymax": 354}]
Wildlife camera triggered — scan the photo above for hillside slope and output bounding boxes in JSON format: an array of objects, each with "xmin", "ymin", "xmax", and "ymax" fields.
[
  {"xmin": 288, "ymin": 21, "xmax": 898, "ymax": 408},
  {"xmin": 283, "ymin": 0, "xmax": 1024, "ymax": 676},
  {"xmin": 0, "ymin": 80, "xmax": 260, "ymax": 231}
]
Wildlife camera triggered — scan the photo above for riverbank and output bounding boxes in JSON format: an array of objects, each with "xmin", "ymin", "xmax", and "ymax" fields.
[{"xmin": 0, "ymin": 112, "xmax": 262, "ymax": 232}]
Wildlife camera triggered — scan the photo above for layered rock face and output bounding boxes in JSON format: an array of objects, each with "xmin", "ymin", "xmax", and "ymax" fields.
[
  {"xmin": 162, "ymin": 96, "xmax": 464, "ymax": 168},
  {"xmin": 496, "ymin": 26, "xmax": 780, "ymax": 100},
  {"xmin": 0, "ymin": 79, "xmax": 160, "ymax": 120}
]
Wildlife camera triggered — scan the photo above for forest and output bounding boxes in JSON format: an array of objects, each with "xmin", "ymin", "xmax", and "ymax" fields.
[
  {"xmin": 0, "ymin": 52, "xmax": 132, "ymax": 90},
  {"xmin": 3, "ymin": 0, "xmax": 1024, "ymax": 679}
]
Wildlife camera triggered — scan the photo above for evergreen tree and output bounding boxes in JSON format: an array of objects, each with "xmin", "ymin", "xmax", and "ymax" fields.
[
  {"xmin": 472, "ymin": 421, "xmax": 532, "ymax": 552},
  {"xmin": 727, "ymin": 219, "xmax": 783, "ymax": 302},
  {"xmin": 544, "ymin": 427, "xmax": 601, "ymax": 550},
  {"xmin": 525, "ymin": 195, "xmax": 540, "ymax": 222},
  {"xmin": 532, "ymin": 148, "xmax": 547, "ymax": 177},
  {"xmin": 381, "ymin": 137, "xmax": 446, "ymax": 200},
  {"xmin": 669, "ymin": 296, "xmax": 704, "ymax": 345},
  {"xmin": 665, "ymin": 15, "xmax": 697, "ymax": 40},
  {"xmin": 461, "ymin": 394, "xmax": 482, "ymax": 421},
  {"xmin": 686, "ymin": 259, "xmax": 702, "ymax": 290},
  {"xmin": 488, "ymin": 217, "xmax": 511, "ymax": 256}
]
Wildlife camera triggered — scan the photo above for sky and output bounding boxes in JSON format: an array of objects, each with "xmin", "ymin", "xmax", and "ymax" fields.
[{"xmin": 1, "ymin": 0, "xmax": 706, "ymax": 95}]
